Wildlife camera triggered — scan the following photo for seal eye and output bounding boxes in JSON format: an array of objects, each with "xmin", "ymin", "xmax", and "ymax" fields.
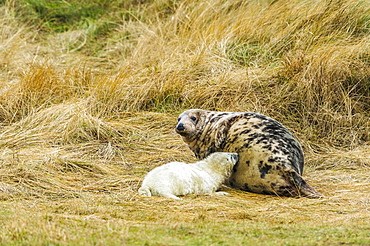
[
  {"xmin": 190, "ymin": 116, "xmax": 197, "ymax": 121},
  {"xmin": 177, "ymin": 117, "xmax": 181, "ymax": 122}
]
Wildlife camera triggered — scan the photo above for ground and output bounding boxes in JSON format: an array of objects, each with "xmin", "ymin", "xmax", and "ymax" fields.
[{"xmin": 1, "ymin": 112, "xmax": 369, "ymax": 245}]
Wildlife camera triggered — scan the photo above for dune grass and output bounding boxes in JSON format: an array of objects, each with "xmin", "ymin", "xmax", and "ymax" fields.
[{"xmin": 0, "ymin": 0, "xmax": 370, "ymax": 244}]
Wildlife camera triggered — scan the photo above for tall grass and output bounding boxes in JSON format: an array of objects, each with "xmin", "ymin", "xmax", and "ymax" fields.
[{"xmin": 0, "ymin": 0, "xmax": 369, "ymax": 149}]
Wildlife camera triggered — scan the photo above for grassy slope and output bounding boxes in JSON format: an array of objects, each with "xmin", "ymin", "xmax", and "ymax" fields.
[{"xmin": 0, "ymin": 0, "xmax": 370, "ymax": 245}]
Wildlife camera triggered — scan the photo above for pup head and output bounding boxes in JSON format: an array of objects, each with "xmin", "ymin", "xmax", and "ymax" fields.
[{"xmin": 206, "ymin": 152, "xmax": 239, "ymax": 168}]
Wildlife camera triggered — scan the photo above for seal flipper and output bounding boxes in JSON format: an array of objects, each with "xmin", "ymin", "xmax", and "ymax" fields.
[
  {"xmin": 288, "ymin": 170, "xmax": 324, "ymax": 199},
  {"xmin": 138, "ymin": 186, "xmax": 152, "ymax": 197},
  {"xmin": 160, "ymin": 193, "xmax": 182, "ymax": 200}
]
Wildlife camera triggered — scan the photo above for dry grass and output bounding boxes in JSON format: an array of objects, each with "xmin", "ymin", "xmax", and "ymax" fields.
[
  {"xmin": 0, "ymin": 0, "xmax": 370, "ymax": 244},
  {"xmin": 1, "ymin": 111, "xmax": 369, "ymax": 245}
]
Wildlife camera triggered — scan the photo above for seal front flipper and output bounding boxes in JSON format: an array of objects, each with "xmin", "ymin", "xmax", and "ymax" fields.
[{"xmin": 284, "ymin": 170, "xmax": 323, "ymax": 199}]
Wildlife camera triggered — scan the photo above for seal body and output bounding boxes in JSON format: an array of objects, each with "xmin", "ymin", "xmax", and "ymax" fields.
[
  {"xmin": 138, "ymin": 152, "xmax": 239, "ymax": 199},
  {"xmin": 175, "ymin": 109, "xmax": 322, "ymax": 198}
]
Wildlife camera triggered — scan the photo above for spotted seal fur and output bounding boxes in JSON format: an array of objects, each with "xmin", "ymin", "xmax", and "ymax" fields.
[{"xmin": 175, "ymin": 109, "xmax": 322, "ymax": 198}]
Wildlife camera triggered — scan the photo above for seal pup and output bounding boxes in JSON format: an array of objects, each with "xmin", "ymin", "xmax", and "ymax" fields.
[{"xmin": 138, "ymin": 152, "xmax": 239, "ymax": 200}]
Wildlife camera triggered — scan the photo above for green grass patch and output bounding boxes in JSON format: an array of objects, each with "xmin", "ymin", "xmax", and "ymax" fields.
[
  {"xmin": 1, "ymin": 212, "xmax": 370, "ymax": 245},
  {"xmin": 125, "ymin": 223, "xmax": 370, "ymax": 246},
  {"xmin": 17, "ymin": 0, "xmax": 120, "ymax": 32}
]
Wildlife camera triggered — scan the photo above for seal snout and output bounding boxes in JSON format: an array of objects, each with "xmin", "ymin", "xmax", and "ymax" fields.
[
  {"xmin": 176, "ymin": 123, "xmax": 185, "ymax": 132},
  {"xmin": 229, "ymin": 153, "xmax": 239, "ymax": 163}
]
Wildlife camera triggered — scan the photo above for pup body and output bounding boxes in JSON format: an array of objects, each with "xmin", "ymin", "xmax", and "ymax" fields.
[
  {"xmin": 175, "ymin": 109, "xmax": 322, "ymax": 198},
  {"xmin": 138, "ymin": 152, "xmax": 238, "ymax": 199}
]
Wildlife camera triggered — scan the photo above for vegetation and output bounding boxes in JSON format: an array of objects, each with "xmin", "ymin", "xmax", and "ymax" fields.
[{"xmin": 0, "ymin": 0, "xmax": 369, "ymax": 244}]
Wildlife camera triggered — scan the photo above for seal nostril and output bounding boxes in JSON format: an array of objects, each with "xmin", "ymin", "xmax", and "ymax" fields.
[
  {"xmin": 229, "ymin": 154, "xmax": 238, "ymax": 163},
  {"xmin": 176, "ymin": 123, "xmax": 185, "ymax": 131}
]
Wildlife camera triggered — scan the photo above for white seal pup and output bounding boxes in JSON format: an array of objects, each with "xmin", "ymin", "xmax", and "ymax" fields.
[
  {"xmin": 138, "ymin": 152, "xmax": 239, "ymax": 200},
  {"xmin": 175, "ymin": 109, "xmax": 323, "ymax": 198}
]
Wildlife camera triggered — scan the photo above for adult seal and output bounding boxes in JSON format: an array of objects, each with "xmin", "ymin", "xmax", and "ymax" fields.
[{"xmin": 175, "ymin": 109, "xmax": 322, "ymax": 198}]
